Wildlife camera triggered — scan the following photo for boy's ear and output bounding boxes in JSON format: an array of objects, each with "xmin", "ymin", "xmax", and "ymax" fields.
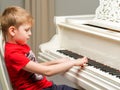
[{"xmin": 8, "ymin": 26, "xmax": 16, "ymax": 36}]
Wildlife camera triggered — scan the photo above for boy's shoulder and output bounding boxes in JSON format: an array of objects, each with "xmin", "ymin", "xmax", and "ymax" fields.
[{"xmin": 5, "ymin": 43, "xmax": 30, "ymax": 53}]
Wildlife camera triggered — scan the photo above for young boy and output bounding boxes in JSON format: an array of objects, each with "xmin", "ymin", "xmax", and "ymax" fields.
[{"xmin": 1, "ymin": 6, "xmax": 88, "ymax": 90}]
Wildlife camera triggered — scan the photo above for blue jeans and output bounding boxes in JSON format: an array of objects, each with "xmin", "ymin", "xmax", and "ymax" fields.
[{"xmin": 43, "ymin": 84, "xmax": 78, "ymax": 90}]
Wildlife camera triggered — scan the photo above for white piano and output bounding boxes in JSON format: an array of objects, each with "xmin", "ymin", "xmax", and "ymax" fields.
[{"xmin": 38, "ymin": 0, "xmax": 120, "ymax": 90}]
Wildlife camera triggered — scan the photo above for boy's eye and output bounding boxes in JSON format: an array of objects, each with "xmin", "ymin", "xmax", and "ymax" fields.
[{"xmin": 25, "ymin": 29, "xmax": 30, "ymax": 32}]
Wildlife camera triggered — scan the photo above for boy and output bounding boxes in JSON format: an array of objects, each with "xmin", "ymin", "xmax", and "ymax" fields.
[{"xmin": 0, "ymin": 6, "xmax": 88, "ymax": 90}]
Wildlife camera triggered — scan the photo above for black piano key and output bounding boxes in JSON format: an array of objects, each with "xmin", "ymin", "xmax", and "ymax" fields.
[
  {"xmin": 57, "ymin": 50, "xmax": 83, "ymax": 59},
  {"xmin": 57, "ymin": 50, "xmax": 120, "ymax": 78}
]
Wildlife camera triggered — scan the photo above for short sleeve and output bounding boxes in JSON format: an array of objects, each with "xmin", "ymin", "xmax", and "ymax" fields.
[{"xmin": 9, "ymin": 52, "xmax": 30, "ymax": 72}]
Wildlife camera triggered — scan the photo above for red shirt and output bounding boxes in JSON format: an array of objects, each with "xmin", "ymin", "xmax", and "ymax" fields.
[{"xmin": 5, "ymin": 42, "xmax": 52, "ymax": 90}]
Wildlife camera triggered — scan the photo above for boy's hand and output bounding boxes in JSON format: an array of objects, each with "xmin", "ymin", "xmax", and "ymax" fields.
[{"xmin": 74, "ymin": 57, "xmax": 88, "ymax": 67}]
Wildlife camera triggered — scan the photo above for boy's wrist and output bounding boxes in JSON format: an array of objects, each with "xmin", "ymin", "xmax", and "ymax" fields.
[{"xmin": 70, "ymin": 60, "xmax": 76, "ymax": 67}]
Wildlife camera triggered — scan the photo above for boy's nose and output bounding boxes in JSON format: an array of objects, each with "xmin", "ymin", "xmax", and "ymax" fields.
[{"xmin": 28, "ymin": 30, "xmax": 32, "ymax": 36}]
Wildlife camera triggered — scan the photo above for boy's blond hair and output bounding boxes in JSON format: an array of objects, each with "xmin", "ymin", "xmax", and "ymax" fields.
[{"xmin": 0, "ymin": 6, "xmax": 34, "ymax": 39}]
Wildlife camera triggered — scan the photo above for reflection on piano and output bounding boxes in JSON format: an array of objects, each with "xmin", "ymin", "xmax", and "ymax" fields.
[{"xmin": 38, "ymin": 0, "xmax": 120, "ymax": 90}]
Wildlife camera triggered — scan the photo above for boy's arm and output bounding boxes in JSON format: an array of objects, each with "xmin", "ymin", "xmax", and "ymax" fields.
[
  {"xmin": 23, "ymin": 57, "xmax": 88, "ymax": 76},
  {"xmin": 40, "ymin": 58, "xmax": 70, "ymax": 65}
]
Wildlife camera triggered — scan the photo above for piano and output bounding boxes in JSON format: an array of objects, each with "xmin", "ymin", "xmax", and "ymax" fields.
[{"xmin": 38, "ymin": 0, "xmax": 120, "ymax": 90}]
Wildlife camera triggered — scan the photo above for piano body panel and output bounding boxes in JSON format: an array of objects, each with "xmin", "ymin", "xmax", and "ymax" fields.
[
  {"xmin": 40, "ymin": 34, "xmax": 60, "ymax": 52},
  {"xmin": 38, "ymin": 15, "xmax": 120, "ymax": 90}
]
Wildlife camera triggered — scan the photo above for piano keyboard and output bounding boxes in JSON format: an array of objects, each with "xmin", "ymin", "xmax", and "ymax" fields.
[
  {"xmin": 38, "ymin": 50, "xmax": 120, "ymax": 90},
  {"xmin": 57, "ymin": 50, "xmax": 120, "ymax": 78}
]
